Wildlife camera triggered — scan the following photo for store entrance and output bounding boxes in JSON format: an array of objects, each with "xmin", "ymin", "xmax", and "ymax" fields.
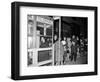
[{"xmin": 53, "ymin": 17, "xmax": 62, "ymax": 65}]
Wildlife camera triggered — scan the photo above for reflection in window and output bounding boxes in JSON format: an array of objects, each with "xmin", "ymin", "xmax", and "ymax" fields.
[
  {"xmin": 28, "ymin": 51, "xmax": 33, "ymax": 66},
  {"xmin": 27, "ymin": 15, "xmax": 34, "ymax": 36}
]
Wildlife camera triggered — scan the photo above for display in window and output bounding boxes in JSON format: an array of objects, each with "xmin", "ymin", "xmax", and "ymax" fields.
[
  {"xmin": 40, "ymin": 36, "xmax": 52, "ymax": 48},
  {"xmin": 37, "ymin": 26, "xmax": 44, "ymax": 35},
  {"xmin": 46, "ymin": 27, "xmax": 52, "ymax": 36},
  {"xmin": 38, "ymin": 50, "xmax": 52, "ymax": 62}
]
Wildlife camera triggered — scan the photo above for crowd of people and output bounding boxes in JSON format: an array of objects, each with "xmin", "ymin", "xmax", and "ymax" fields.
[{"xmin": 54, "ymin": 34, "xmax": 88, "ymax": 65}]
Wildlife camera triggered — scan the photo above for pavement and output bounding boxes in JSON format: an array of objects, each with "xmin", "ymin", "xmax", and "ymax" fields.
[{"xmin": 64, "ymin": 53, "xmax": 88, "ymax": 65}]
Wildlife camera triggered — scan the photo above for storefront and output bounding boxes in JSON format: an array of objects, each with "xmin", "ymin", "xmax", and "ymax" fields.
[{"xmin": 27, "ymin": 15, "xmax": 56, "ymax": 66}]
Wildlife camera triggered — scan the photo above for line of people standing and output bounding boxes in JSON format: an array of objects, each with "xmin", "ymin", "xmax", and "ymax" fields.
[{"xmin": 54, "ymin": 34, "xmax": 87, "ymax": 65}]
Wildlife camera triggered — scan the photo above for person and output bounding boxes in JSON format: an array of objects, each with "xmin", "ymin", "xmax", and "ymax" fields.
[
  {"xmin": 76, "ymin": 36, "xmax": 80, "ymax": 58},
  {"xmin": 62, "ymin": 37, "xmax": 67, "ymax": 64},
  {"xmin": 40, "ymin": 37, "xmax": 49, "ymax": 48},
  {"xmin": 80, "ymin": 39, "xmax": 84, "ymax": 56},
  {"xmin": 62, "ymin": 37, "xmax": 67, "ymax": 45},
  {"xmin": 47, "ymin": 38, "xmax": 52, "ymax": 47},
  {"xmin": 72, "ymin": 35, "xmax": 77, "ymax": 44},
  {"xmin": 71, "ymin": 41, "xmax": 77, "ymax": 62},
  {"xmin": 84, "ymin": 38, "xmax": 88, "ymax": 52},
  {"xmin": 54, "ymin": 35, "xmax": 64, "ymax": 65},
  {"xmin": 67, "ymin": 37, "xmax": 72, "ymax": 61}
]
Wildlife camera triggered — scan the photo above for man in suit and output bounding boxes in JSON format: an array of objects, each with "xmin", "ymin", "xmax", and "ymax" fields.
[{"xmin": 71, "ymin": 41, "xmax": 77, "ymax": 62}]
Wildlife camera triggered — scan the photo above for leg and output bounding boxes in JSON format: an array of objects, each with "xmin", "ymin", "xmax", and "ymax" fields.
[
  {"xmin": 74, "ymin": 53, "xmax": 77, "ymax": 62},
  {"xmin": 71, "ymin": 53, "xmax": 73, "ymax": 61}
]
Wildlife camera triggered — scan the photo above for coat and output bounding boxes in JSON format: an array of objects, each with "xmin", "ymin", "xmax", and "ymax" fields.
[
  {"xmin": 54, "ymin": 41, "xmax": 64, "ymax": 63},
  {"xmin": 71, "ymin": 45, "xmax": 77, "ymax": 54}
]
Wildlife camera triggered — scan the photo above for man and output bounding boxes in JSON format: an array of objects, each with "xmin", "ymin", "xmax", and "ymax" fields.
[
  {"xmin": 66, "ymin": 37, "xmax": 72, "ymax": 62},
  {"xmin": 71, "ymin": 41, "xmax": 77, "ymax": 62}
]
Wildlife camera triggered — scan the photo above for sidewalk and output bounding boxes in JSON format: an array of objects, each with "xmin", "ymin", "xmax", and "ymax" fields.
[{"xmin": 64, "ymin": 54, "xmax": 87, "ymax": 65}]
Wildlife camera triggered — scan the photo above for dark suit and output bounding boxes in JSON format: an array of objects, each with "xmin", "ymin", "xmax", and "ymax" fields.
[{"xmin": 71, "ymin": 45, "xmax": 77, "ymax": 62}]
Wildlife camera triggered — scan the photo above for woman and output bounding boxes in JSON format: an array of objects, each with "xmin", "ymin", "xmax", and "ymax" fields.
[
  {"xmin": 67, "ymin": 37, "xmax": 72, "ymax": 61},
  {"xmin": 62, "ymin": 37, "xmax": 68, "ymax": 64},
  {"xmin": 54, "ymin": 35, "xmax": 64, "ymax": 65}
]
